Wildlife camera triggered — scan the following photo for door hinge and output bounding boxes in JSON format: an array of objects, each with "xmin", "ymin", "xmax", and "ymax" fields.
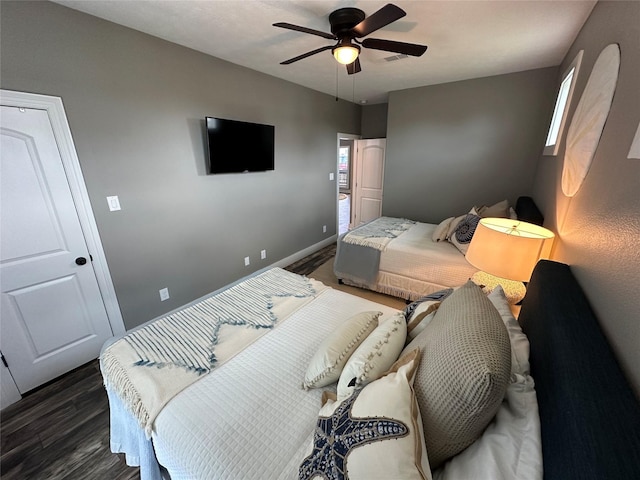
[{"xmin": 1, "ymin": 352, "xmax": 8, "ymax": 368}]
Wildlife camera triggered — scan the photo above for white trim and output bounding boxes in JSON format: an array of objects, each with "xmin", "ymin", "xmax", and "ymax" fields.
[
  {"xmin": 543, "ymin": 50, "xmax": 584, "ymax": 156},
  {"xmin": 269, "ymin": 235, "xmax": 337, "ymax": 271},
  {"xmin": 1, "ymin": 89, "xmax": 126, "ymax": 336}
]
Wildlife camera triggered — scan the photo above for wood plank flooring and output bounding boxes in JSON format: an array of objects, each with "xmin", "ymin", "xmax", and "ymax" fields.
[{"xmin": 0, "ymin": 244, "xmax": 337, "ymax": 479}]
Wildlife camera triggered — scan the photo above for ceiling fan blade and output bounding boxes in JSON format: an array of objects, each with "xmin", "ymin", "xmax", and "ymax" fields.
[
  {"xmin": 351, "ymin": 3, "xmax": 406, "ymax": 38},
  {"xmin": 362, "ymin": 38, "xmax": 428, "ymax": 57},
  {"xmin": 273, "ymin": 22, "xmax": 335, "ymax": 40},
  {"xmin": 346, "ymin": 58, "xmax": 362, "ymax": 75},
  {"xmin": 280, "ymin": 45, "xmax": 334, "ymax": 65}
]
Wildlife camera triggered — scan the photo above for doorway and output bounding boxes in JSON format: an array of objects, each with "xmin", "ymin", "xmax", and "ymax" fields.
[
  {"xmin": 0, "ymin": 90, "xmax": 125, "ymax": 409},
  {"xmin": 338, "ymin": 138, "xmax": 354, "ymax": 235},
  {"xmin": 336, "ymin": 134, "xmax": 387, "ymax": 235}
]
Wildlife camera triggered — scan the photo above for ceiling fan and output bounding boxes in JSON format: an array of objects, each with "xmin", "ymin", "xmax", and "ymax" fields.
[{"xmin": 273, "ymin": 3, "xmax": 428, "ymax": 75}]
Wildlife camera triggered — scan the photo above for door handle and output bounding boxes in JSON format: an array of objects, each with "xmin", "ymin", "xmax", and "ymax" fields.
[{"xmin": 75, "ymin": 257, "xmax": 87, "ymax": 265}]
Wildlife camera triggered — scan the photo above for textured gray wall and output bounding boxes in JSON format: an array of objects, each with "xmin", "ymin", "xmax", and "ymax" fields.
[
  {"xmin": 532, "ymin": 1, "xmax": 640, "ymax": 394},
  {"xmin": 361, "ymin": 103, "xmax": 388, "ymax": 139},
  {"xmin": 1, "ymin": 1, "xmax": 360, "ymax": 330},
  {"xmin": 384, "ymin": 68, "xmax": 557, "ymax": 223}
]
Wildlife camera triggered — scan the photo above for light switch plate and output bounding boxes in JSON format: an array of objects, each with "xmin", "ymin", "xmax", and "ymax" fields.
[
  {"xmin": 107, "ymin": 196, "xmax": 121, "ymax": 211},
  {"xmin": 329, "ymin": 172, "xmax": 335, "ymax": 181}
]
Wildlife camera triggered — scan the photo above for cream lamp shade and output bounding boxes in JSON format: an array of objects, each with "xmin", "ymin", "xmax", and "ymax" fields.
[{"xmin": 466, "ymin": 218, "xmax": 555, "ymax": 282}]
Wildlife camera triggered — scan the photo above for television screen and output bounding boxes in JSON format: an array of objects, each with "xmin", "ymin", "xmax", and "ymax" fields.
[{"xmin": 205, "ymin": 117, "xmax": 275, "ymax": 174}]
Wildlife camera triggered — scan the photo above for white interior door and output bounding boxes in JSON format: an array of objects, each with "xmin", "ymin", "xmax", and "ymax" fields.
[
  {"xmin": 353, "ymin": 138, "xmax": 386, "ymax": 226},
  {"xmin": 1, "ymin": 105, "xmax": 114, "ymax": 394}
]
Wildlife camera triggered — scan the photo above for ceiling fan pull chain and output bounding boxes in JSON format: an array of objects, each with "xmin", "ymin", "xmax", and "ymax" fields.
[{"xmin": 352, "ymin": 73, "xmax": 356, "ymax": 103}]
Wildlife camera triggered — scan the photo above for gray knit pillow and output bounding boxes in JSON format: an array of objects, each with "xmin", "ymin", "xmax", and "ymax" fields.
[{"xmin": 402, "ymin": 280, "xmax": 511, "ymax": 468}]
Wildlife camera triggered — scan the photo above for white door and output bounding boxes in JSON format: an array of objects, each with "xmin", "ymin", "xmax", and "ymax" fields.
[
  {"xmin": 352, "ymin": 139, "xmax": 386, "ymax": 226},
  {"xmin": 0, "ymin": 106, "xmax": 114, "ymax": 393}
]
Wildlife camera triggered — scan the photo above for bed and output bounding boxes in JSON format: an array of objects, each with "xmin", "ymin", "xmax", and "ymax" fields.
[
  {"xmin": 333, "ymin": 196, "xmax": 545, "ymax": 300},
  {"xmin": 101, "ymin": 259, "xmax": 640, "ymax": 480}
]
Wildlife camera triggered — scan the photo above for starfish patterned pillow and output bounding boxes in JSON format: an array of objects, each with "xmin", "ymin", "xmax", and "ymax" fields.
[{"xmin": 299, "ymin": 348, "xmax": 432, "ymax": 480}]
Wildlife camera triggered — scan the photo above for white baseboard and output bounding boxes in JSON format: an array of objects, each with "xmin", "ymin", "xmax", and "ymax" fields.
[{"xmin": 268, "ymin": 235, "xmax": 337, "ymax": 270}]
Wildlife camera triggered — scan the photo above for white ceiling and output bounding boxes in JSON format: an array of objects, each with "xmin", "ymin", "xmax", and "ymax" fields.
[{"xmin": 53, "ymin": 0, "xmax": 597, "ymax": 104}]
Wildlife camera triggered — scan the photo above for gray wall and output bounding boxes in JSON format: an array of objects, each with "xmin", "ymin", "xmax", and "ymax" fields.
[
  {"xmin": 384, "ymin": 68, "xmax": 557, "ymax": 223},
  {"xmin": 532, "ymin": 1, "xmax": 640, "ymax": 394},
  {"xmin": 361, "ymin": 103, "xmax": 388, "ymax": 139},
  {"xmin": 1, "ymin": 1, "xmax": 360, "ymax": 330}
]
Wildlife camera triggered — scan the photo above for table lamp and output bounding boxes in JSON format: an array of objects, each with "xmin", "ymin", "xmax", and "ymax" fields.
[{"xmin": 466, "ymin": 218, "xmax": 555, "ymax": 304}]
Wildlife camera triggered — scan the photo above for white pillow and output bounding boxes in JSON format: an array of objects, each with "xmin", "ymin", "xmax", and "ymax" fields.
[
  {"xmin": 445, "ymin": 214, "xmax": 466, "ymax": 240},
  {"xmin": 432, "ymin": 217, "xmax": 455, "ymax": 242},
  {"xmin": 487, "ymin": 286, "xmax": 530, "ymax": 376},
  {"xmin": 336, "ymin": 312, "xmax": 407, "ymax": 399},
  {"xmin": 477, "ymin": 199, "xmax": 510, "ymax": 218},
  {"xmin": 406, "ymin": 301, "xmax": 440, "ymax": 339},
  {"xmin": 299, "ymin": 349, "xmax": 432, "ymax": 480},
  {"xmin": 303, "ymin": 311, "xmax": 381, "ymax": 389},
  {"xmin": 448, "ymin": 211, "xmax": 481, "ymax": 255}
]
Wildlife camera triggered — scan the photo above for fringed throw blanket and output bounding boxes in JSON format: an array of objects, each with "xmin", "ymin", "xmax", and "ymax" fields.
[
  {"xmin": 101, "ymin": 268, "xmax": 327, "ymax": 437},
  {"xmin": 342, "ymin": 217, "xmax": 416, "ymax": 251}
]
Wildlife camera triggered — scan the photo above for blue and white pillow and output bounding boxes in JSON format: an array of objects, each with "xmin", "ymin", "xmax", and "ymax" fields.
[
  {"xmin": 448, "ymin": 212, "xmax": 481, "ymax": 255},
  {"xmin": 299, "ymin": 349, "xmax": 430, "ymax": 480}
]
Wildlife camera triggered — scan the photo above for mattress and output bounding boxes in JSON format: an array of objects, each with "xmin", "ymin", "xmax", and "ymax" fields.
[{"xmin": 152, "ymin": 288, "xmax": 400, "ymax": 479}]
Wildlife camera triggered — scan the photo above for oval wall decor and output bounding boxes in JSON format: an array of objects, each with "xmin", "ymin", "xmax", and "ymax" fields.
[{"xmin": 562, "ymin": 43, "xmax": 620, "ymax": 197}]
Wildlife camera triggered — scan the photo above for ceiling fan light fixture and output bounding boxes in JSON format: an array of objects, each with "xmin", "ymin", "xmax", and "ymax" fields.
[{"xmin": 333, "ymin": 43, "xmax": 360, "ymax": 65}]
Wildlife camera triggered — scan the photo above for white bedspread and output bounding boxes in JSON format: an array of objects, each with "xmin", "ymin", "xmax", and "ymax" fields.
[
  {"xmin": 380, "ymin": 222, "xmax": 477, "ymax": 285},
  {"xmin": 108, "ymin": 281, "xmax": 541, "ymax": 480},
  {"xmin": 152, "ymin": 288, "xmax": 400, "ymax": 479},
  {"xmin": 102, "ymin": 268, "xmax": 326, "ymax": 437},
  {"xmin": 372, "ymin": 222, "xmax": 478, "ymax": 299}
]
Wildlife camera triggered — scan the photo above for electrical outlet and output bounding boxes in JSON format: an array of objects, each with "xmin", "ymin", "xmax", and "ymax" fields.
[
  {"xmin": 159, "ymin": 288, "xmax": 169, "ymax": 301},
  {"xmin": 323, "ymin": 225, "xmax": 327, "ymax": 233},
  {"xmin": 329, "ymin": 172, "xmax": 335, "ymax": 181},
  {"xmin": 260, "ymin": 249, "xmax": 267, "ymax": 260},
  {"xmin": 244, "ymin": 256, "xmax": 250, "ymax": 266}
]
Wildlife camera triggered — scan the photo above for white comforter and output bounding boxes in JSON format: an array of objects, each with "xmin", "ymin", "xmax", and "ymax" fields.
[
  {"xmin": 152, "ymin": 288, "xmax": 399, "ymax": 479},
  {"xmin": 110, "ymin": 282, "xmax": 541, "ymax": 480},
  {"xmin": 357, "ymin": 222, "xmax": 479, "ymax": 300},
  {"xmin": 380, "ymin": 222, "xmax": 477, "ymax": 284}
]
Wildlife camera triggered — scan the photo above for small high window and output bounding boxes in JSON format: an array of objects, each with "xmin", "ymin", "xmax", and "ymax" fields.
[{"xmin": 544, "ymin": 50, "xmax": 583, "ymax": 156}]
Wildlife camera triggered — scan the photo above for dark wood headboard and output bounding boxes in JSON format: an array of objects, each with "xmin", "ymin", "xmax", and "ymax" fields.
[
  {"xmin": 519, "ymin": 260, "xmax": 640, "ymax": 479},
  {"xmin": 515, "ymin": 196, "xmax": 544, "ymax": 226}
]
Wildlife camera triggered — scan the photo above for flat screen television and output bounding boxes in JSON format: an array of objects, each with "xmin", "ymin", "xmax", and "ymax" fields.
[{"xmin": 205, "ymin": 116, "xmax": 275, "ymax": 174}]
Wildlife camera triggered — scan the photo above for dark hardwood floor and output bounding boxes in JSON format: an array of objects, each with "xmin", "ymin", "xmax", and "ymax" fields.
[{"xmin": 0, "ymin": 244, "xmax": 336, "ymax": 479}]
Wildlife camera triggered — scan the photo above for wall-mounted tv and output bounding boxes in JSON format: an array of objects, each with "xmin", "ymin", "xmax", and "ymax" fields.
[{"xmin": 205, "ymin": 116, "xmax": 275, "ymax": 174}]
